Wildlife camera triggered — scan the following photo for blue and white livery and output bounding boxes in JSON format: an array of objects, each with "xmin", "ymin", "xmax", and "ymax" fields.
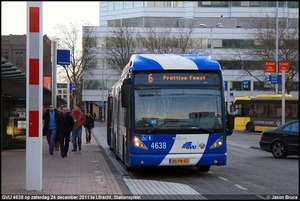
[{"xmin": 107, "ymin": 54, "xmax": 234, "ymax": 172}]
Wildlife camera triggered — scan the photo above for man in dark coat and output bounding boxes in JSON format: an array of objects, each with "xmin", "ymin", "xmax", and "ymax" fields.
[
  {"xmin": 84, "ymin": 111, "xmax": 94, "ymax": 144},
  {"xmin": 43, "ymin": 105, "xmax": 60, "ymax": 155},
  {"xmin": 56, "ymin": 105, "xmax": 74, "ymax": 158}
]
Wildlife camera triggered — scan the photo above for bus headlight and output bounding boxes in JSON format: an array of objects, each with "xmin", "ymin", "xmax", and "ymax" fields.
[
  {"xmin": 210, "ymin": 136, "xmax": 223, "ymax": 148},
  {"xmin": 133, "ymin": 136, "xmax": 148, "ymax": 149}
]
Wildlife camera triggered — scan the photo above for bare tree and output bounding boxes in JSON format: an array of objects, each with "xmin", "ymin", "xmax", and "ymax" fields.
[
  {"xmin": 51, "ymin": 21, "xmax": 98, "ymax": 106},
  {"xmin": 104, "ymin": 18, "xmax": 203, "ymax": 72},
  {"xmin": 104, "ymin": 20, "xmax": 138, "ymax": 72},
  {"xmin": 140, "ymin": 19, "xmax": 202, "ymax": 54},
  {"xmin": 244, "ymin": 11, "xmax": 299, "ymax": 94}
]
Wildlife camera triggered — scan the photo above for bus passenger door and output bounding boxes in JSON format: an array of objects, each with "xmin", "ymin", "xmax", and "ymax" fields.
[
  {"xmin": 123, "ymin": 96, "xmax": 132, "ymax": 167},
  {"xmin": 116, "ymin": 92, "xmax": 121, "ymax": 158},
  {"xmin": 107, "ymin": 96, "xmax": 113, "ymax": 148}
]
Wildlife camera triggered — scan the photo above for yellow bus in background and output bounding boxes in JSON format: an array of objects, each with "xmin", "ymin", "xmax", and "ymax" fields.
[{"xmin": 233, "ymin": 94, "xmax": 298, "ymax": 132}]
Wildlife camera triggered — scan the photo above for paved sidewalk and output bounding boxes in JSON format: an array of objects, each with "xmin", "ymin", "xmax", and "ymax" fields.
[
  {"xmin": 1, "ymin": 124, "xmax": 130, "ymax": 195},
  {"xmin": 2, "ymin": 121, "xmax": 262, "ymax": 199}
]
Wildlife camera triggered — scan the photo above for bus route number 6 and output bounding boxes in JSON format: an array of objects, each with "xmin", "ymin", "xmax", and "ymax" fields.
[{"xmin": 148, "ymin": 74, "xmax": 153, "ymax": 83}]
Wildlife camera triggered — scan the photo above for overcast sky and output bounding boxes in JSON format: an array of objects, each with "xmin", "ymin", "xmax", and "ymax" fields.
[{"xmin": 1, "ymin": 1, "xmax": 99, "ymax": 37}]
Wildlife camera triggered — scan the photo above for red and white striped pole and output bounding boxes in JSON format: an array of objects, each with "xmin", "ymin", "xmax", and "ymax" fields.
[{"xmin": 26, "ymin": 1, "xmax": 43, "ymax": 191}]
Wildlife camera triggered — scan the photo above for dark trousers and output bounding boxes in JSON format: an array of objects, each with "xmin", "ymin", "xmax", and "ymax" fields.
[{"xmin": 59, "ymin": 132, "xmax": 71, "ymax": 156}]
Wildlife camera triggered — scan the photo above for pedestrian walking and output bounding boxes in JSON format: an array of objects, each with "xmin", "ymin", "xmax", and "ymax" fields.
[
  {"xmin": 54, "ymin": 105, "xmax": 63, "ymax": 151},
  {"xmin": 43, "ymin": 105, "xmax": 59, "ymax": 155},
  {"xmin": 70, "ymin": 106, "xmax": 86, "ymax": 151},
  {"xmin": 93, "ymin": 112, "xmax": 96, "ymax": 121},
  {"xmin": 99, "ymin": 110, "xmax": 102, "ymax": 121},
  {"xmin": 84, "ymin": 111, "xmax": 94, "ymax": 144},
  {"xmin": 56, "ymin": 105, "xmax": 74, "ymax": 158}
]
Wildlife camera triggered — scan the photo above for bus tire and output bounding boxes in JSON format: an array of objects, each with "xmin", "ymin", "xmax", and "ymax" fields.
[
  {"xmin": 271, "ymin": 141, "xmax": 287, "ymax": 158},
  {"xmin": 122, "ymin": 138, "xmax": 125, "ymax": 162},
  {"xmin": 197, "ymin": 166, "xmax": 210, "ymax": 172},
  {"xmin": 126, "ymin": 166, "xmax": 133, "ymax": 172},
  {"xmin": 115, "ymin": 140, "xmax": 120, "ymax": 160},
  {"xmin": 246, "ymin": 123, "xmax": 254, "ymax": 132}
]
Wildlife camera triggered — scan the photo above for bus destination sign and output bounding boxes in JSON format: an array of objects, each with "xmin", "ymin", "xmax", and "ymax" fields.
[{"xmin": 134, "ymin": 72, "xmax": 220, "ymax": 85}]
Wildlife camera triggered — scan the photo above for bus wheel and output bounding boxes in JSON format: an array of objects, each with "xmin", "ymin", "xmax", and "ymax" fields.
[
  {"xmin": 197, "ymin": 166, "xmax": 210, "ymax": 172},
  {"xmin": 115, "ymin": 143, "xmax": 120, "ymax": 160},
  {"xmin": 126, "ymin": 166, "xmax": 133, "ymax": 172},
  {"xmin": 246, "ymin": 123, "xmax": 254, "ymax": 132},
  {"xmin": 271, "ymin": 141, "xmax": 287, "ymax": 158}
]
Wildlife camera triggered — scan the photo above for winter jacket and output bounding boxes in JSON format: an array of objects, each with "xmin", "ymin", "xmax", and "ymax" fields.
[
  {"xmin": 56, "ymin": 112, "xmax": 74, "ymax": 134},
  {"xmin": 43, "ymin": 108, "xmax": 59, "ymax": 135},
  {"xmin": 71, "ymin": 110, "xmax": 86, "ymax": 129},
  {"xmin": 84, "ymin": 115, "xmax": 94, "ymax": 129}
]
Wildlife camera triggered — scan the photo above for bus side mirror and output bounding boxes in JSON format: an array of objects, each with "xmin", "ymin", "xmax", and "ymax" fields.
[
  {"xmin": 226, "ymin": 113, "xmax": 235, "ymax": 136},
  {"xmin": 121, "ymin": 78, "xmax": 130, "ymax": 108}
]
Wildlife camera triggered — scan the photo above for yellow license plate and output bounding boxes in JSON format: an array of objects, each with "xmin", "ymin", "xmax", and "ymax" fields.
[{"xmin": 171, "ymin": 158, "xmax": 190, "ymax": 164}]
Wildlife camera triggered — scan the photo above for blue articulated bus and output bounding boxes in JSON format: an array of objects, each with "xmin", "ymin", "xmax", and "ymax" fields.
[{"xmin": 107, "ymin": 54, "xmax": 234, "ymax": 172}]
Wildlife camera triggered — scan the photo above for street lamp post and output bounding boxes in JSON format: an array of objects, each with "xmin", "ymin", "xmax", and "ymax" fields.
[
  {"xmin": 101, "ymin": 44, "xmax": 104, "ymax": 121},
  {"xmin": 200, "ymin": 23, "xmax": 223, "ymax": 57}
]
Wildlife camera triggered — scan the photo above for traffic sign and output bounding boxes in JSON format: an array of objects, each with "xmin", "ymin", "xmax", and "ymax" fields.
[
  {"xmin": 265, "ymin": 74, "xmax": 282, "ymax": 84},
  {"xmin": 70, "ymin": 82, "xmax": 75, "ymax": 91},
  {"xmin": 279, "ymin": 61, "xmax": 290, "ymax": 73},
  {"xmin": 264, "ymin": 61, "xmax": 290, "ymax": 74},
  {"xmin": 243, "ymin": 80, "xmax": 250, "ymax": 90},
  {"xmin": 57, "ymin": 49, "xmax": 70, "ymax": 65},
  {"xmin": 224, "ymin": 81, "xmax": 228, "ymax": 91},
  {"xmin": 265, "ymin": 61, "xmax": 276, "ymax": 73}
]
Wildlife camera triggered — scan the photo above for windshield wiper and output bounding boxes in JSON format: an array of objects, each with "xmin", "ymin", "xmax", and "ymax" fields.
[
  {"xmin": 147, "ymin": 119, "xmax": 178, "ymax": 133},
  {"xmin": 196, "ymin": 126, "xmax": 214, "ymax": 133}
]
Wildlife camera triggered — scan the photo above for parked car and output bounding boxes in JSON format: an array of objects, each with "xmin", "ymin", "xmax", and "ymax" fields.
[{"xmin": 259, "ymin": 120, "xmax": 299, "ymax": 158}]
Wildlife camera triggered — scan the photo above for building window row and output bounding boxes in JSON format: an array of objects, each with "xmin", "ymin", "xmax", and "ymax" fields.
[
  {"xmin": 1, "ymin": 51, "xmax": 25, "ymax": 69},
  {"xmin": 230, "ymin": 81, "xmax": 299, "ymax": 91},
  {"xmin": 57, "ymin": 83, "xmax": 68, "ymax": 88},
  {"xmin": 59, "ymin": 95, "xmax": 67, "ymax": 100},
  {"xmin": 15, "ymin": 52, "xmax": 24, "ymax": 68},
  {"xmin": 2, "ymin": 52, "xmax": 9, "ymax": 60},
  {"xmin": 108, "ymin": 1, "xmax": 184, "ymax": 10},
  {"xmin": 83, "ymin": 80, "xmax": 118, "ymax": 90},
  {"xmin": 57, "ymin": 90, "xmax": 67, "ymax": 94},
  {"xmin": 107, "ymin": 1, "xmax": 298, "ymax": 10},
  {"xmin": 220, "ymin": 60, "xmax": 298, "ymax": 71},
  {"xmin": 103, "ymin": 36, "xmax": 296, "ymax": 51},
  {"xmin": 197, "ymin": 1, "xmax": 298, "ymax": 8}
]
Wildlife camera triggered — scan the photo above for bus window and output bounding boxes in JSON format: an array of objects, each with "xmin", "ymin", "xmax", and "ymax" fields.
[
  {"xmin": 268, "ymin": 104, "xmax": 275, "ymax": 117},
  {"xmin": 250, "ymin": 105, "xmax": 257, "ymax": 117},
  {"xmin": 258, "ymin": 103, "xmax": 268, "ymax": 118},
  {"xmin": 276, "ymin": 107, "xmax": 282, "ymax": 117},
  {"xmin": 286, "ymin": 108, "xmax": 293, "ymax": 118},
  {"xmin": 290, "ymin": 103, "xmax": 298, "ymax": 118}
]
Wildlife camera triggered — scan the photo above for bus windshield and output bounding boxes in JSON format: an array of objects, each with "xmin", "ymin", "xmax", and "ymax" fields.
[{"xmin": 134, "ymin": 87, "xmax": 223, "ymax": 133}]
